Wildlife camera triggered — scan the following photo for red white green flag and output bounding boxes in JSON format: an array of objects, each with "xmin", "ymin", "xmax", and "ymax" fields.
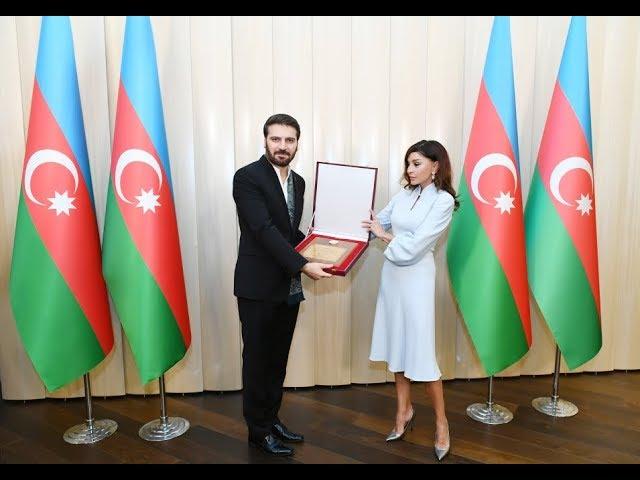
[
  {"xmin": 447, "ymin": 17, "xmax": 532, "ymax": 376},
  {"xmin": 9, "ymin": 16, "xmax": 114, "ymax": 391},
  {"xmin": 525, "ymin": 16, "xmax": 602, "ymax": 369},
  {"xmin": 102, "ymin": 16, "xmax": 191, "ymax": 384}
]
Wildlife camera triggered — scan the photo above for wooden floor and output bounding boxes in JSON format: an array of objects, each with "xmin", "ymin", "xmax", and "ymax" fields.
[{"xmin": 1, "ymin": 371, "xmax": 639, "ymax": 463}]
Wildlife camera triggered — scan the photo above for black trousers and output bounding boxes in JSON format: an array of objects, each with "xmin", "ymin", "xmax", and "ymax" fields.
[{"xmin": 237, "ymin": 297, "xmax": 299, "ymax": 440}]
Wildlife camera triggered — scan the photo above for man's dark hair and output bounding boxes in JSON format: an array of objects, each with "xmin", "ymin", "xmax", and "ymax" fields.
[{"xmin": 263, "ymin": 113, "xmax": 301, "ymax": 140}]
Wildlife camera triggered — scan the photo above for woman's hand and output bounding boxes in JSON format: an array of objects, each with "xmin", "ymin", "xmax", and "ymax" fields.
[{"xmin": 362, "ymin": 210, "xmax": 393, "ymax": 243}]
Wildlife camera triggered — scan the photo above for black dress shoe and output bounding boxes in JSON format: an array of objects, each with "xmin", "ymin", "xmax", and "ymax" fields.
[
  {"xmin": 272, "ymin": 422, "xmax": 304, "ymax": 443},
  {"xmin": 249, "ymin": 433, "xmax": 294, "ymax": 456}
]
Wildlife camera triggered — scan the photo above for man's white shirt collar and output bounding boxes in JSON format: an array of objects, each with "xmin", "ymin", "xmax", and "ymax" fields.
[{"xmin": 273, "ymin": 164, "xmax": 291, "ymax": 203}]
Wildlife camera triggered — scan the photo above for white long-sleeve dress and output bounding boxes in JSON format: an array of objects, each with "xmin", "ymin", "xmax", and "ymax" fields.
[{"xmin": 369, "ymin": 183, "xmax": 455, "ymax": 381}]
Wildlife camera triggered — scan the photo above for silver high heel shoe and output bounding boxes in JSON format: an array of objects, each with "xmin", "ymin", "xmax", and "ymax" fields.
[
  {"xmin": 434, "ymin": 422, "xmax": 450, "ymax": 461},
  {"xmin": 385, "ymin": 409, "xmax": 415, "ymax": 442}
]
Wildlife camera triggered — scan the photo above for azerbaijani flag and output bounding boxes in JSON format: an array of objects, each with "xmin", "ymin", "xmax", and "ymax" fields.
[
  {"xmin": 447, "ymin": 17, "xmax": 531, "ymax": 376},
  {"xmin": 525, "ymin": 16, "xmax": 601, "ymax": 369},
  {"xmin": 9, "ymin": 16, "xmax": 114, "ymax": 391},
  {"xmin": 102, "ymin": 16, "xmax": 191, "ymax": 384}
]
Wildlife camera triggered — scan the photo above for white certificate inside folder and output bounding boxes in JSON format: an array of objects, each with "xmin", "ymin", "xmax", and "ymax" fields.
[{"xmin": 312, "ymin": 162, "xmax": 377, "ymax": 241}]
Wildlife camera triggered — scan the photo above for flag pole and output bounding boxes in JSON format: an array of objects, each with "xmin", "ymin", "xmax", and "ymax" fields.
[
  {"xmin": 532, "ymin": 345, "xmax": 578, "ymax": 417},
  {"xmin": 63, "ymin": 373, "xmax": 117, "ymax": 444},
  {"xmin": 466, "ymin": 376, "xmax": 513, "ymax": 424},
  {"xmin": 139, "ymin": 374, "xmax": 189, "ymax": 441}
]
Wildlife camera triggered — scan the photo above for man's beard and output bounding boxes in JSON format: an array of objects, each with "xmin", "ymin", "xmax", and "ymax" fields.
[{"xmin": 266, "ymin": 147, "xmax": 297, "ymax": 167}]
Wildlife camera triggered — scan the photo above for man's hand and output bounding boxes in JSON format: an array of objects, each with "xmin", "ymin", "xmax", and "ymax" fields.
[{"xmin": 302, "ymin": 262, "xmax": 334, "ymax": 280}]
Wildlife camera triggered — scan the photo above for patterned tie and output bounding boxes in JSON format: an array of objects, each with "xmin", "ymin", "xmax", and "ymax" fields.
[{"xmin": 287, "ymin": 174, "xmax": 304, "ymax": 305}]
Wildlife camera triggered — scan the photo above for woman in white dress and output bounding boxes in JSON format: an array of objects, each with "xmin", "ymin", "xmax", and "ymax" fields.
[{"xmin": 362, "ymin": 140, "xmax": 458, "ymax": 461}]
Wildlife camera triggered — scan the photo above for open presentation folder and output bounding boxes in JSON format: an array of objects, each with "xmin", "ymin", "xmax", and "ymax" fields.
[{"xmin": 295, "ymin": 162, "xmax": 378, "ymax": 276}]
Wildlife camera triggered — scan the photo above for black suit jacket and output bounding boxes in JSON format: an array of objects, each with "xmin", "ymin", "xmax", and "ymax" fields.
[{"xmin": 233, "ymin": 155, "xmax": 308, "ymax": 302}]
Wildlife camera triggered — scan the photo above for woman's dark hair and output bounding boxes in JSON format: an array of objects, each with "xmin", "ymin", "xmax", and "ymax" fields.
[
  {"xmin": 403, "ymin": 139, "xmax": 459, "ymax": 211},
  {"xmin": 263, "ymin": 113, "xmax": 301, "ymax": 140}
]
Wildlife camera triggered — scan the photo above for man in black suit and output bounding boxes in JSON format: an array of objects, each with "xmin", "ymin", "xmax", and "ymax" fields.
[{"xmin": 233, "ymin": 114, "xmax": 333, "ymax": 456}]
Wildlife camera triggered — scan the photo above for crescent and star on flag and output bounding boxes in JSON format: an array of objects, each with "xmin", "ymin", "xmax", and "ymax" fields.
[
  {"xmin": 470, "ymin": 152, "xmax": 594, "ymax": 217},
  {"xmin": 26, "ymin": 150, "xmax": 591, "ymax": 219},
  {"xmin": 23, "ymin": 147, "xmax": 163, "ymax": 217},
  {"xmin": 24, "ymin": 149, "xmax": 78, "ymax": 216},
  {"xmin": 114, "ymin": 148, "xmax": 163, "ymax": 214},
  {"xmin": 470, "ymin": 152, "xmax": 518, "ymax": 215},
  {"xmin": 549, "ymin": 156, "xmax": 594, "ymax": 216}
]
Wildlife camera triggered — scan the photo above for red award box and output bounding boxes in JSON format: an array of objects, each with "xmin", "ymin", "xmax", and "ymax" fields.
[{"xmin": 295, "ymin": 162, "xmax": 378, "ymax": 276}]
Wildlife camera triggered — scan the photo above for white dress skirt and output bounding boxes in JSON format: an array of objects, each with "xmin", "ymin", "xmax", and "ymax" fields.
[{"xmin": 369, "ymin": 183, "xmax": 455, "ymax": 381}]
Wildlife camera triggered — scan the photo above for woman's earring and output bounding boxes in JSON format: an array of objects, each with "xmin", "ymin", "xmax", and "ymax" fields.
[{"xmin": 431, "ymin": 171, "xmax": 436, "ymax": 181}]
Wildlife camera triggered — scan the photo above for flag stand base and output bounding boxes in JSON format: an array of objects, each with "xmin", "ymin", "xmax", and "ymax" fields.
[
  {"xmin": 532, "ymin": 397, "xmax": 578, "ymax": 417},
  {"xmin": 139, "ymin": 416, "xmax": 189, "ymax": 441},
  {"xmin": 466, "ymin": 402, "xmax": 513, "ymax": 424},
  {"xmin": 531, "ymin": 347, "xmax": 579, "ymax": 417},
  {"xmin": 63, "ymin": 419, "xmax": 117, "ymax": 444}
]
